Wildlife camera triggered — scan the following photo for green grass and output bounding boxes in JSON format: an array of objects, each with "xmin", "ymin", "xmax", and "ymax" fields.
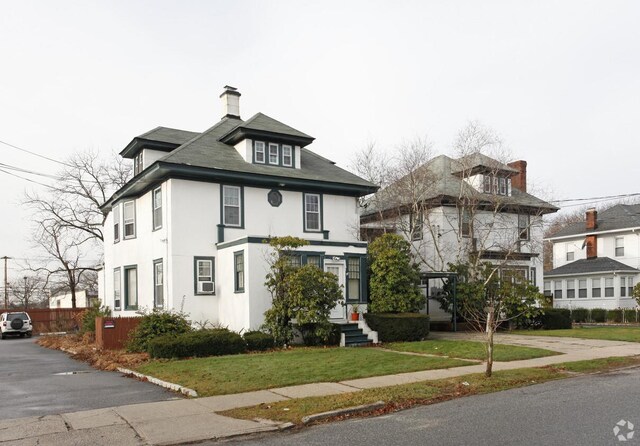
[
  {"xmin": 135, "ymin": 347, "xmax": 470, "ymax": 396},
  {"xmin": 515, "ymin": 326, "xmax": 640, "ymax": 343},
  {"xmin": 222, "ymin": 356, "xmax": 640, "ymax": 424},
  {"xmin": 387, "ymin": 339, "xmax": 560, "ymax": 362}
]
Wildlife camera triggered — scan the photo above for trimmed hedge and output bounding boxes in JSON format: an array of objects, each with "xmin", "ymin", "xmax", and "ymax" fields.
[
  {"xmin": 363, "ymin": 313, "xmax": 430, "ymax": 342},
  {"xmin": 243, "ymin": 331, "xmax": 275, "ymax": 351},
  {"xmin": 147, "ymin": 329, "xmax": 246, "ymax": 359},
  {"xmin": 591, "ymin": 308, "xmax": 607, "ymax": 323},
  {"xmin": 607, "ymin": 309, "xmax": 623, "ymax": 323},
  {"xmin": 570, "ymin": 308, "xmax": 590, "ymax": 323},
  {"xmin": 294, "ymin": 323, "xmax": 341, "ymax": 346},
  {"xmin": 540, "ymin": 308, "xmax": 571, "ymax": 330},
  {"xmin": 623, "ymin": 309, "xmax": 637, "ymax": 323}
]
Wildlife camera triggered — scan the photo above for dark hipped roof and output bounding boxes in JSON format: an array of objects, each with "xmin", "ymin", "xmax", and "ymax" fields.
[
  {"xmin": 362, "ymin": 154, "xmax": 558, "ymax": 217},
  {"xmin": 545, "ymin": 257, "xmax": 640, "ymax": 277},
  {"xmin": 104, "ymin": 113, "xmax": 377, "ymax": 210},
  {"xmin": 120, "ymin": 127, "xmax": 200, "ymax": 157},
  {"xmin": 550, "ymin": 204, "xmax": 640, "ymax": 239}
]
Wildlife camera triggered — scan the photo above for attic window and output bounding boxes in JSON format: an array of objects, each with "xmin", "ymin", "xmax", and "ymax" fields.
[
  {"xmin": 253, "ymin": 141, "xmax": 295, "ymax": 168},
  {"xmin": 483, "ymin": 174, "xmax": 509, "ymax": 196},
  {"xmin": 254, "ymin": 141, "xmax": 265, "ymax": 163},
  {"xmin": 134, "ymin": 152, "xmax": 144, "ymax": 175}
]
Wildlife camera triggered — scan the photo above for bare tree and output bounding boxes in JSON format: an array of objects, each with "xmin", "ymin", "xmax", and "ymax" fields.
[
  {"xmin": 9, "ymin": 273, "xmax": 47, "ymax": 309},
  {"xmin": 23, "ymin": 150, "xmax": 130, "ymax": 308},
  {"xmin": 357, "ymin": 121, "xmax": 558, "ymax": 377}
]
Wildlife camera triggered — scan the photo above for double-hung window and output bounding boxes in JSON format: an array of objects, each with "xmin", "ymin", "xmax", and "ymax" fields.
[
  {"xmin": 629, "ymin": 277, "xmax": 635, "ymax": 296},
  {"xmin": 543, "ymin": 281, "xmax": 551, "ymax": 297},
  {"xmin": 234, "ymin": 251, "xmax": 245, "ymax": 293},
  {"xmin": 282, "ymin": 145, "xmax": 293, "ymax": 167},
  {"xmin": 518, "ymin": 214, "xmax": 530, "ymax": 240},
  {"xmin": 615, "ymin": 237, "xmax": 624, "ymax": 257},
  {"xmin": 113, "ymin": 268, "xmax": 121, "ymax": 310},
  {"xmin": 134, "ymin": 152, "xmax": 143, "ymax": 175},
  {"xmin": 605, "ymin": 278, "xmax": 614, "ymax": 297},
  {"xmin": 592, "ymin": 278, "xmax": 601, "ymax": 297},
  {"xmin": 620, "ymin": 277, "xmax": 627, "ymax": 297},
  {"xmin": 347, "ymin": 257, "xmax": 361, "ymax": 301},
  {"xmin": 123, "ymin": 201, "xmax": 136, "ymax": 239},
  {"xmin": 578, "ymin": 279, "xmax": 587, "ymax": 298},
  {"xmin": 268, "ymin": 143, "xmax": 279, "ymax": 165},
  {"xmin": 499, "ymin": 177, "xmax": 507, "ymax": 195},
  {"xmin": 411, "ymin": 212, "xmax": 423, "ymax": 241},
  {"xmin": 460, "ymin": 208, "xmax": 471, "ymax": 237},
  {"xmin": 554, "ymin": 280, "xmax": 562, "ymax": 299},
  {"xmin": 566, "ymin": 244, "xmax": 574, "ymax": 261},
  {"xmin": 152, "ymin": 188, "xmax": 162, "ymax": 230},
  {"xmin": 154, "ymin": 260, "xmax": 163, "ymax": 307},
  {"xmin": 304, "ymin": 193, "xmax": 321, "ymax": 231},
  {"xmin": 483, "ymin": 175, "xmax": 492, "ymax": 193},
  {"xmin": 124, "ymin": 266, "xmax": 138, "ymax": 310},
  {"xmin": 223, "ymin": 186, "xmax": 242, "ymax": 227},
  {"xmin": 566, "ymin": 280, "xmax": 575, "ymax": 298},
  {"xmin": 195, "ymin": 257, "xmax": 215, "ymax": 294},
  {"xmin": 254, "ymin": 141, "xmax": 266, "ymax": 163},
  {"xmin": 113, "ymin": 204, "xmax": 120, "ymax": 243}
]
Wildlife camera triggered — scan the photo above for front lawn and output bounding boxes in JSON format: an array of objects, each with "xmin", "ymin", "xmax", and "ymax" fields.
[
  {"xmin": 387, "ymin": 339, "xmax": 560, "ymax": 361},
  {"xmin": 515, "ymin": 326, "xmax": 640, "ymax": 343},
  {"xmin": 135, "ymin": 347, "xmax": 470, "ymax": 396},
  {"xmin": 222, "ymin": 356, "xmax": 640, "ymax": 424}
]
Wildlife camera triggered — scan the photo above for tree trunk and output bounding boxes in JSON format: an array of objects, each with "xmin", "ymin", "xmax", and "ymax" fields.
[{"xmin": 485, "ymin": 308, "xmax": 495, "ymax": 377}]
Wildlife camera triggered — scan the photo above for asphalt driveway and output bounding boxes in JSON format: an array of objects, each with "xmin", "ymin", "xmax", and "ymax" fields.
[{"xmin": 0, "ymin": 337, "xmax": 177, "ymax": 420}]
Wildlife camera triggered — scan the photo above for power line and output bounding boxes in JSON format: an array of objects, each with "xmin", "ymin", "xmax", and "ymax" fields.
[
  {"xmin": 550, "ymin": 192, "xmax": 640, "ymax": 204},
  {"xmin": 0, "ymin": 168, "xmax": 57, "ymax": 190},
  {"xmin": 0, "ymin": 139, "xmax": 73, "ymax": 168}
]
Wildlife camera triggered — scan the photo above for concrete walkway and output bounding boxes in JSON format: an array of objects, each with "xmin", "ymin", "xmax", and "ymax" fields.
[{"xmin": 4, "ymin": 334, "xmax": 640, "ymax": 445}]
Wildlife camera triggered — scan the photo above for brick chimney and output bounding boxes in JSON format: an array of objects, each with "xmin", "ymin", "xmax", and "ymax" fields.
[
  {"xmin": 220, "ymin": 85, "xmax": 241, "ymax": 119},
  {"xmin": 585, "ymin": 208, "xmax": 598, "ymax": 258},
  {"xmin": 507, "ymin": 160, "xmax": 527, "ymax": 193},
  {"xmin": 586, "ymin": 208, "xmax": 597, "ymax": 230}
]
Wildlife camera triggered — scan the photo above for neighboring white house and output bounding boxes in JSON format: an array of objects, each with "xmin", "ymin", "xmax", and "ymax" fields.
[
  {"xmin": 100, "ymin": 86, "xmax": 377, "ymax": 332},
  {"xmin": 545, "ymin": 205, "xmax": 640, "ymax": 310},
  {"xmin": 50, "ymin": 290, "xmax": 99, "ymax": 309},
  {"xmin": 360, "ymin": 154, "xmax": 558, "ymax": 322}
]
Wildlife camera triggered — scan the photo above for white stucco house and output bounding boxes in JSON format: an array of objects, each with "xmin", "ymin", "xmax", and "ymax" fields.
[
  {"xmin": 99, "ymin": 86, "xmax": 377, "ymax": 332},
  {"xmin": 545, "ymin": 205, "xmax": 640, "ymax": 310},
  {"xmin": 360, "ymin": 154, "xmax": 558, "ymax": 322}
]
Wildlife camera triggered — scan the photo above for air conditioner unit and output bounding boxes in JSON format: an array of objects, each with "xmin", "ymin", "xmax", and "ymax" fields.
[{"xmin": 198, "ymin": 281, "xmax": 215, "ymax": 294}]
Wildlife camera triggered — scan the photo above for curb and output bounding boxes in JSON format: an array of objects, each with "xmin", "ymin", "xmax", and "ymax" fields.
[
  {"xmin": 117, "ymin": 367, "xmax": 198, "ymax": 397},
  {"xmin": 301, "ymin": 401, "xmax": 386, "ymax": 424}
]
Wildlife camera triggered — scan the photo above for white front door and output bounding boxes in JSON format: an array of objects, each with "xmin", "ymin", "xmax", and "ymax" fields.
[{"xmin": 325, "ymin": 261, "xmax": 346, "ymax": 320}]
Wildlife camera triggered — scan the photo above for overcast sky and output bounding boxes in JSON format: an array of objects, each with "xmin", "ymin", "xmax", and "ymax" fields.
[{"xmin": 1, "ymin": 0, "xmax": 639, "ymax": 276}]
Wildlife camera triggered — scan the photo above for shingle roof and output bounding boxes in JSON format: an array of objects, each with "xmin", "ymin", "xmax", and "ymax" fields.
[
  {"xmin": 237, "ymin": 113, "xmax": 313, "ymax": 140},
  {"xmin": 545, "ymin": 257, "xmax": 640, "ymax": 277},
  {"xmin": 137, "ymin": 126, "xmax": 200, "ymax": 145},
  {"xmin": 362, "ymin": 154, "xmax": 558, "ymax": 216},
  {"xmin": 551, "ymin": 204, "xmax": 640, "ymax": 238}
]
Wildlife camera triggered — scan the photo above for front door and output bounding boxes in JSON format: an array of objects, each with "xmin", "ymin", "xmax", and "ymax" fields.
[{"xmin": 325, "ymin": 261, "xmax": 346, "ymax": 320}]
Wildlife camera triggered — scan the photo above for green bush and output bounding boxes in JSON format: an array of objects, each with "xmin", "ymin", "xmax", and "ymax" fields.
[
  {"xmin": 363, "ymin": 313, "xmax": 430, "ymax": 342},
  {"xmin": 294, "ymin": 323, "xmax": 341, "ymax": 346},
  {"xmin": 591, "ymin": 308, "xmax": 607, "ymax": 323},
  {"xmin": 244, "ymin": 331, "xmax": 275, "ymax": 351},
  {"xmin": 80, "ymin": 301, "xmax": 111, "ymax": 333},
  {"xmin": 623, "ymin": 309, "xmax": 637, "ymax": 323},
  {"xmin": 147, "ymin": 329, "xmax": 246, "ymax": 359},
  {"xmin": 607, "ymin": 309, "xmax": 623, "ymax": 323},
  {"xmin": 540, "ymin": 308, "xmax": 571, "ymax": 329},
  {"xmin": 570, "ymin": 308, "xmax": 590, "ymax": 323},
  {"xmin": 127, "ymin": 309, "xmax": 192, "ymax": 352}
]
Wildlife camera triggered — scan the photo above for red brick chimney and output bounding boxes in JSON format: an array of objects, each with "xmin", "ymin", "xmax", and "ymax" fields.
[
  {"xmin": 586, "ymin": 208, "xmax": 597, "ymax": 230},
  {"xmin": 508, "ymin": 160, "xmax": 527, "ymax": 193},
  {"xmin": 585, "ymin": 208, "xmax": 598, "ymax": 258}
]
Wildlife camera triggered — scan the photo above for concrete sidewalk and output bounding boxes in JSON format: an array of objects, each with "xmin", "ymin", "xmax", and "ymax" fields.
[{"xmin": 4, "ymin": 334, "xmax": 640, "ymax": 445}]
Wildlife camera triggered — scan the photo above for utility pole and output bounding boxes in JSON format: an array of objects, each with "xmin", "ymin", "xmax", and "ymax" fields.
[{"xmin": 1, "ymin": 256, "xmax": 10, "ymax": 310}]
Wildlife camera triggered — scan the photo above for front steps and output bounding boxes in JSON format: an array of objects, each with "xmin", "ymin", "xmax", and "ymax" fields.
[{"xmin": 337, "ymin": 322, "xmax": 373, "ymax": 347}]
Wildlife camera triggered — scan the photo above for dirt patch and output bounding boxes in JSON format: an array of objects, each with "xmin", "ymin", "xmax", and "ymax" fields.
[{"xmin": 37, "ymin": 334, "xmax": 149, "ymax": 371}]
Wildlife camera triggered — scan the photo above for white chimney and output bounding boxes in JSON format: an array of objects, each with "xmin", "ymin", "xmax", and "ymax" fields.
[{"xmin": 220, "ymin": 85, "xmax": 241, "ymax": 119}]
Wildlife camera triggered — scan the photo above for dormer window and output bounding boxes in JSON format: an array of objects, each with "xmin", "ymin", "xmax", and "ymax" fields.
[
  {"xmin": 282, "ymin": 145, "xmax": 293, "ymax": 167},
  {"xmin": 134, "ymin": 152, "xmax": 144, "ymax": 175},
  {"xmin": 255, "ymin": 141, "xmax": 265, "ymax": 163},
  {"xmin": 253, "ymin": 141, "xmax": 296, "ymax": 168},
  {"xmin": 268, "ymin": 143, "xmax": 279, "ymax": 165},
  {"xmin": 483, "ymin": 174, "xmax": 510, "ymax": 196}
]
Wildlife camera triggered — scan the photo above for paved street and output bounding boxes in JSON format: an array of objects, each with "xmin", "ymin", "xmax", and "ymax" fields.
[
  {"xmin": 229, "ymin": 366, "xmax": 640, "ymax": 446},
  {"xmin": 0, "ymin": 337, "xmax": 177, "ymax": 420}
]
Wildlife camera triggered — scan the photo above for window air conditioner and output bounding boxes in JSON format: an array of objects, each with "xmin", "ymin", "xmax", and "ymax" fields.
[{"xmin": 199, "ymin": 281, "xmax": 215, "ymax": 294}]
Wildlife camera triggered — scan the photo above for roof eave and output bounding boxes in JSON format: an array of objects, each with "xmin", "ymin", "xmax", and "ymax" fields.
[
  {"xmin": 220, "ymin": 127, "xmax": 315, "ymax": 147},
  {"xmin": 119, "ymin": 138, "xmax": 181, "ymax": 158}
]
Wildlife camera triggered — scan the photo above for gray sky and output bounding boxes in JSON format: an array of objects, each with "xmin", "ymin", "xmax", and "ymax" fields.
[{"xmin": 1, "ymin": 0, "xmax": 639, "ymax": 275}]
